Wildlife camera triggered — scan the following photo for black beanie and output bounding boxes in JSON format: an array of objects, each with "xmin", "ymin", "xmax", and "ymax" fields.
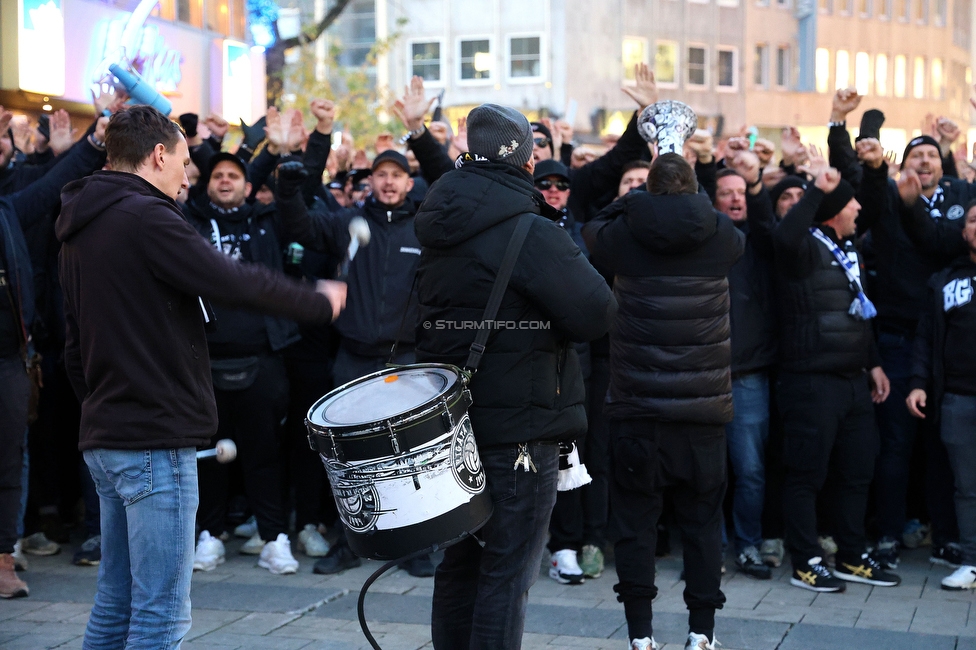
[
  {"xmin": 531, "ymin": 122, "xmax": 555, "ymax": 155},
  {"xmin": 901, "ymin": 135, "xmax": 940, "ymax": 167},
  {"xmin": 770, "ymin": 175, "xmax": 808, "ymax": 206},
  {"xmin": 814, "ymin": 179, "xmax": 857, "ymax": 223}
]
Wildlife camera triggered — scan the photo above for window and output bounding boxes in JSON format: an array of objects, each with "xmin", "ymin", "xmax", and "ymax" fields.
[
  {"xmin": 897, "ymin": 0, "xmax": 909, "ymax": 21},
  {"xmin": 775, "ymin": 0, "xmax": 789, "ymax": 6},
  {"xmin": 755, "ymin": 44, "xmax": 769, "ymax": 87},
  {"xmin": 816, "ymin": 48, "xmax": 830, "ymax": 93},
  {"xmin": 931, "ymin": 58, "xmax": 943, "ymax": 99},
  {"xmin": 206, "ymin": 0, "xmax": 230, "ymax": 34},
  {"xmin": 879, "ymin": 0, "xmax": 892, "ymax": 18},
  {"xmin": 177, "ymin": 0, "xmax": 203, "ymax": 28},
  {"xmin": 894, "ymin": 54, "xmax": 907, "ymax": 97},
  {"xmin": 655, "ymin": 41, "xmax": 678, "ymax": 86},
  {"xmin": 933, "ymin": 0, "xmax": 946, "ymax": 25},
  {"xmin": 913, "ymin": 56, "xmax": 925, "ymax": 98},
  {"xmin": 875, "ymin": 53, "xmax": 888, "ymax": 96},
  {"xmin": 688, "ymin": 46, "xmax": 707, "ymax": 87},
  {"xmin": 855, "ymin": 52, "xmax": 870, "ymax": 95},
  {"xmin": 915, "ymin": 0, "xmax": 927, "ymax": 22},
  {"xmin": 819, "ymin": 0, "xmax": 832, "ymax": 11},
  {"xmin": 835, "ymin": 50, "xmax": 850, "ymax": 89},
  {"xmin": 411, "ymin": 42, "xmax": 442, "ymax": 83},
  {"xmin": 717, "ymin": 48, "xmax": 737, "ymax": 89},
  {"xmin": 718, "ymin": 0, "xmax": 739, "ymax": 6},
  {"xmin": 231, "ymin": 0, "xmax": 245, "ymax": 39},
  {"xmin": 153, "ymin": 0, "xmax": 176, "ymax": 20},
  {"xmin": 459, "ymin": 39, "xmax": 492, "ymax": 81},
  {"xmin": 776, "ymin": 46, "xmax": 789, "ymax": 87},
  {"xmin": 509, "ymin": 36, "xmax": 542, "ymax": 79},
  {"xmin": 622, "ymin": 38, "xmax": 647, "ymax": 81},
  {"xmin": 858, "ymin": 0, "xmax": 871, "ymax": 14},
  {"xmin": 839, "ymin": 0, "xmax": 853, "ymax": 13}
]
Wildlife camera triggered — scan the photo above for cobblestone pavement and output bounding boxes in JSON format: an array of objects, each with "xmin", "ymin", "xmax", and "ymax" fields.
[{"xmin": 2, "ymin": 535, "xmax": 974, "ymax": 649}]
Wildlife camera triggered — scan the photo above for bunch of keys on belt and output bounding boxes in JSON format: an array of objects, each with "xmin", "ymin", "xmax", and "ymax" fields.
[{"xmin": 514, "ymin": 442, "xmax": 537, "ymax": 473}]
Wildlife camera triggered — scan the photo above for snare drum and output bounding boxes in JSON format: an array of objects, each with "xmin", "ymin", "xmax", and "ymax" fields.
[{"xmin": 306, "ymin": 364, "xmax": 492, "ymax": 560}]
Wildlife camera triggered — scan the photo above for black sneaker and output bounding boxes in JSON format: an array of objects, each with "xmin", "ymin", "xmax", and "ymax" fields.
[
  {"xmin": 872, "ymin": 536, "xmax": 899, "ymax": 570},
  {"xmin": 930, "ymin": 543, "xmax": 964, "ymax": 568},
  {"xmin": 790, "ymin": 556, "xmax": 846, "ymax": 592},
  {"xmin": 72, "ymin": 535, "xmax": 101, "ymax": 566},
  {"xmin": 834, "ymin": 553, "xmax": 901, "ymax": 586},
  {"xmin": 736, "ymin": 546, "xmax": 772, "ymax": 580},
  {"xmin": 399, "ymin": 553, "xmax": 435, "ymax": 577},
  {"xmin": 312, "ymin": 543, "xmax": 362, "ymax": 575}
]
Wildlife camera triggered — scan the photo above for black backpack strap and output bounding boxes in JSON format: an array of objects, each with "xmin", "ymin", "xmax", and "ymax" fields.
[{"xmin": 464, "ymin": 212, "xmax": 534, "ymax": 372}]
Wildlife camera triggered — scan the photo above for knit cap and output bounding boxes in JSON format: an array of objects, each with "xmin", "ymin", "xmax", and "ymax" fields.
[{"xmin": 467, "ymin": 104, "xmax": 533, "ymax": 168}]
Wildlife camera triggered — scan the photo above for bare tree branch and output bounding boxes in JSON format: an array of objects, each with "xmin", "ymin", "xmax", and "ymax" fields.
[{"xmin": 278, "ymin": 0, "xmax": 356, "ymax": 50}]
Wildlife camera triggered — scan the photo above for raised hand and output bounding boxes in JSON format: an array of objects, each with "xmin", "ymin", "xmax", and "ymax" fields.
[
  {"xmin": 316, "ymin": 279, "xmax": 347, "ymax": 323},
  {"xmin": 799, "ymin": 143, "xmax": 828, "ymax": 179},
  {"xmin": 855, "ymin": 137, "xmax": 884, "ymax": 169},
  {"xmin": 93, "ymin": 116, "xmax": 109, "ymax": 143},
  {"xmin": 780, "ymin": 126, "xmax": 805, "ymax": 166},
  {"xmin": 11, "ymin": 118, "xmax": 34, "ymax": 155},
  {"xmin": 48, "ymin": 109, "xmax": 77, "ymax": 155},
  {"xmin": 204, "ymin": 113, "xmax": 230, "ymax": 140},
  {"xmin": 309, "ymin": 99, "xmax": 335, "ymax": 134},
  {"xmin": 814, "ymin": 166, "xmax": 841, "ymax": 194},
  {"xmin": 621, "ymin": 62, "xmax": 658, "ymax": 109},
  {"xmin": 555, "ymin": 119, "xmax": 574, "ymax": 148},
  {"xmin": 453, "ymin": 116, "xmax": 468, "ymax": 153},
  {"xmin": 374, "ymin": 132, "xmax": 394, "ymax": 154},
  {"xmin": 392, "ymin": 75, "xmax": 436, "ymax": 133},
  {"xmin": 263, "ymin": 107, "xmax": 287, "ymax": 154},
  {"xmin": 936, "ymin": 117, "xmax": 960, "ymax": 155},
  {"xmin": 830, "ymin": 87, "xmax": 862, "ymax": 122},
  {"xmin": 728, "ymin": 150, "xmax": 761, "ymax": 190},
  {"xmin": 753, "ymin": 138, "xmax": 775, "ymax": 166},
  {"xmin": 286, "ymin": 109, "xmax": 306, "ymax": 152},
  {"xmin": 686, "ymin": 129, "xmax": 714, "ymax": 164},
  {"xmin": 897, "ymin": 168, "xmax": 922, "ymax": 206}
]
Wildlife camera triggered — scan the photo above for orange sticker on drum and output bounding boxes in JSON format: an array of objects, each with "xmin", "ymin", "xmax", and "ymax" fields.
[{"xmin": 384, "ymin": 375, "xmax": 399, "ymax": 383}]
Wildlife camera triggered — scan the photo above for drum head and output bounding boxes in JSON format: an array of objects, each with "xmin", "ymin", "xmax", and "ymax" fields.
[{"xmin": 310, "ymin": 366, "xmax": 459, "ymax": 428}]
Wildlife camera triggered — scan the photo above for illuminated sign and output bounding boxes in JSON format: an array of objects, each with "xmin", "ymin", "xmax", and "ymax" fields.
[
  {"xmin": 222, "ymin": 41, "xmax": 252, "ymax": 125},
  {"xmin": 89, "ymin": 0, "xmax": 184, "ymax": 97},
  {"xmin": 19, "ymin": 0, "xmax": 66, "ymax": 95}
]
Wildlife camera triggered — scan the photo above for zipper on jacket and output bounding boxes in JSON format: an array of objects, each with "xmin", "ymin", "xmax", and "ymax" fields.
[
  {"xmin": 555, "ymin": 346, "xmax": 565, "ymax": 396},
  {"xmin": 387, "ymin": 211, "xmax": 392, "ymax": 223}
]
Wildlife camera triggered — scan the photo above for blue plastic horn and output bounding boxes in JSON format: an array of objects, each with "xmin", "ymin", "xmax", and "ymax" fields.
[{"xmin": 108, "ymin": 63, "xmax": 172, "ymax": 116}]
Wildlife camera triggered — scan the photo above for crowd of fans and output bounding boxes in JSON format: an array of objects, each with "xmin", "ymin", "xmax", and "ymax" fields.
[{"xmin": 1, "ymin": 68, "xmax": 975, "ymax": 643}]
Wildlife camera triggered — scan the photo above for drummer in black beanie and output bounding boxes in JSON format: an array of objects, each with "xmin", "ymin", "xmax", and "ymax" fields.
[{"xmin": 413, "ymin": 103, "xmax": 616, "ymax": 650}]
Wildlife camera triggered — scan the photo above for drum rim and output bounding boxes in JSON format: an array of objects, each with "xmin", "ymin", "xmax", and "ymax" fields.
[{"xmin": 306, "ymin": 363, "xmax": 467, "ymax": 436}]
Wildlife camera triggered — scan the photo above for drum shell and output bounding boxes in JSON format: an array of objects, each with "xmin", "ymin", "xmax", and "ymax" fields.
[{"xmin": 306, "ymin": 365, "xmax": 492, "ymax": 560}]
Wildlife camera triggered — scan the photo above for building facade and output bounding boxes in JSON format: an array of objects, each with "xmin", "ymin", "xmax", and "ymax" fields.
[{"xmin": 0, "ymin": 0, "xmax": 266, "ymax": 123}]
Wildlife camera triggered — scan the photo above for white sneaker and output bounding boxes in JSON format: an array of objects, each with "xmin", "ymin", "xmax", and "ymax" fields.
[
  {"xmin": 941, "ymin": 565, "xmax": 976, "ymax": 590},
  {"xmin": 258, "ymin": 533, "xmax": 299, "ymax": 575},
  {"xmin": 630, "ymin": 637, "xmax": 658, "ymax": 650},
  {"xmin": 193, "ymin": 531, "xmax": 225, "ymax": 572},
  {"xmin": 240, "ymin": 531, "xmax": 266, "ymax": 555},
  {"xmin": 234, "ymin": 516, "xmax": 257, "ymax": 538},
  {"xmin": 11, "ymin": 540, "xmax": 26, "ymax": 571},
  {"xmin": 549, "ymin": 549, "xmax": 584, "ymax": 585},
  {"xmin": 297, "ymin": 524, "xmax": 330, "ymax": 557},
  {"xmin": 20, "ymin": 532, "xmax": 60, "ymax": 556},
  {"xmin": 684, "ymin": 632, "xmax": 718, "ymax": 650}
]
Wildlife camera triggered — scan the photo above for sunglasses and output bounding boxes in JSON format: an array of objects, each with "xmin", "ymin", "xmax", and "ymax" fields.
[
  {"xmin": 353, "ymin": 183, "xmax": 368, "ymax": 191},
  {"xmin": 535, "ymin": 179, "xmax": 570, "ymax": 191},
  {"xmin": 533, "ymin": 137, "xmax": 551, "ymax": 148}
]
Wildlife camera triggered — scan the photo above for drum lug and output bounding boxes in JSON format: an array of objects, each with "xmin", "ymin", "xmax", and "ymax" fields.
[
  {"xmin": 329, "ymin": 430, "xmax": 344, "ymax": 462},
  {"xmin": 387, "ymin": 421, "xmax": 401, "ymax": 455},
  {"xmin": 441, "ymin": 397, "xmax": 455, "ymax": 432}
]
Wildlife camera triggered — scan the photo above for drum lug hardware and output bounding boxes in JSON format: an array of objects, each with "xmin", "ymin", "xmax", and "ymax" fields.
[
  {"xmin": 441, "ymin": 397, "xmax": 455, "ymax": 432},
  {"xmin": 328, "ymin": 430, "xmax": 344, "ymax": 462},
  {"xmin": 387, "ymin": 421, "xmax": 401, "ymax": 455}
]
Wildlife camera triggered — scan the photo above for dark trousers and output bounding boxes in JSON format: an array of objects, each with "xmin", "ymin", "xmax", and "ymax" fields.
[
  {"xmin": 762, "ymin": 372, "xmax": 786, "ymax": 539},
  {"xmin": 283, "ymin": 354, "xmax": 334, "ymax": 530},
  {"xmin": 940, "ymin": 394, "xmax": 976, "ymax": 565},
  {"xmin": 609, "ymin": 418, "xmax": 727, "ymax": 640},
  {"xmin": 198, "ymin": 354, "xmax": 290, "ymax": 541},
  {"xmin": 778, "ymin": 372, "xmax": 879, "ymax": 568},
  {"xmin": 431, "ymin": 441, "xmax": 559, "ymax": 650},
  {"xmin": 0, "ymin": 354, "xmax": 29, "ymax": 554}
]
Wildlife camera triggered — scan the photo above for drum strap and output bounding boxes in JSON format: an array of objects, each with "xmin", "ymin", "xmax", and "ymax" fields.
[{"xmin": 464, "ymin": 212, "xmax": 534, "ymax": 372}]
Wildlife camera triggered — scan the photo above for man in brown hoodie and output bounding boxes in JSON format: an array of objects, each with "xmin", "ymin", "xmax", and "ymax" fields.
[{"xmin": 56, "ymin": 105, "xmax": 345, "ymax": 649}]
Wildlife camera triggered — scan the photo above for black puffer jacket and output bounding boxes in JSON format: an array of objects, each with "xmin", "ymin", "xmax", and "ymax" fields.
[
  {"xmin": 414, "ymin": 162, "xmax": 616, "ymax": 447},
  {"xmin": 583, "ymin": 192, "xmax": 745, "ymax": 425},
  {"xmin": 772, "ymin": 188, "xmax": 878, "ymax": 374}
]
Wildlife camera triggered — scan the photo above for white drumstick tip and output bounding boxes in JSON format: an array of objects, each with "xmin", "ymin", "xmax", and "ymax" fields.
[{"xmin": 215, "ymin": 439, "xmax": 237, "ymax": 463}]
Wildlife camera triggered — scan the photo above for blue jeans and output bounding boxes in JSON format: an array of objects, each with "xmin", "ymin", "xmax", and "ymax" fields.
[
  {"xmin": 83, "ymin": 448, "xmax": 198, "ymax": 650},
  {"xmin": 431, "ymin": 440, "xmax": 559, "ymax": 650},
  {"xmin": 725, "ymin": 372, "xmax": 770, "ymax": 553}
]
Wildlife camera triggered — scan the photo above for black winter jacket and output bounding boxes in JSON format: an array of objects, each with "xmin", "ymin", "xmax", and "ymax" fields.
[
  {"xmin": 413, "ymin": 162, "xmax": 616, "ymax": 447},
  {"xmin": 772, "ymin": 188, "xmax": 879, "ymax": 374},
  {"xmin": 584, "ymin": 192, "xmax": 744, "ymax": 425}
]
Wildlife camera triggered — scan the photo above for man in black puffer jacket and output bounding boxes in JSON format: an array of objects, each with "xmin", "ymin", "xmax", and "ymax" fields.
[
  {"xmin": 415, "ymin": 104, "xmax": 616, "ymax": 650},
  {"xmin": 583, "ymin": 153, "xmax": 744, "ymax": 650}
]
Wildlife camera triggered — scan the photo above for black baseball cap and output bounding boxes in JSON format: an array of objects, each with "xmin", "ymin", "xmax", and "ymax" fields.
[
  {"xmin": 371, "ymin": 150, "xmax": 410, "ymax": 173},
  {"xmin": 533, "ymin": 159, "xmax": 570, "ymax": 182},
  {"xmin": 208, "ymin": 152, "xmax": 249, "ymax": 181}
]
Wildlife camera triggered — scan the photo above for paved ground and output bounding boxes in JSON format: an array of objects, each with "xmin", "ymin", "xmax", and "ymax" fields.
[{"xmin": 2, "ymin": 533, "xmax": 975, "ymax": 650}]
